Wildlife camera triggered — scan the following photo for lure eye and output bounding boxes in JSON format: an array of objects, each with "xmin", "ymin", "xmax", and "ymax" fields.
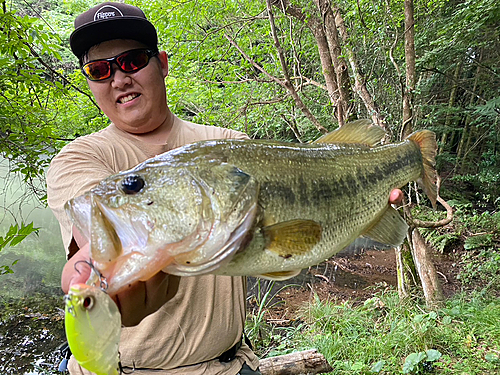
[
  {"xmin": 121, "ymin": 174, "xmax": 145, "ymax": 194},
  {"xmin": 82, "ymin": 296, "xmax": 94, "ymax": 310}
]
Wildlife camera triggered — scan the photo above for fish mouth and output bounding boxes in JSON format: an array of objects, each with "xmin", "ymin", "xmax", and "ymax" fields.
[{"xmin": 92, "ymin": 198, "xmax": 150, "ymax": 260}]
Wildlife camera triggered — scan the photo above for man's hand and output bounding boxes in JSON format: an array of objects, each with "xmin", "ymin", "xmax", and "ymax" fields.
[
  {"xmin": 113, "ymin": 271, "xmax": 180, "ymax": 326},
  {"xmin": 62, "ymin": 245, "xmax": 180, "ymax": 326},
  {"xmin": 62, "ymin": 226, "xmax": 180, "ymax": 326},
  {"xmin": 61, "ymin": 243, "xmax": 92, "ymax": 294}
]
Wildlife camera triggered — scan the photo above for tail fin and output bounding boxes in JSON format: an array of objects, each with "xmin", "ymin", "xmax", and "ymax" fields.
[{"xmin": 408, "ymin": 130, "xmax": 438, "ymax": 208}]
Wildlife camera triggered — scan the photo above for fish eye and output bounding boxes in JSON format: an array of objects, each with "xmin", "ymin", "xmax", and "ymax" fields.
[
  {"xmin": 82, "ymin": 296, "xmax": 94, "ymax": 310},
  {"xmin": 121, "ymin": 174, "xmax": 145, "ymax": 195}
]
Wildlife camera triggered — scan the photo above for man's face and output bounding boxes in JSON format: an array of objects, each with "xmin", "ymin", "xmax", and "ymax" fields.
[{"xmin": 85, "ymin": 39, "xmax": 169, "ymax": 134}]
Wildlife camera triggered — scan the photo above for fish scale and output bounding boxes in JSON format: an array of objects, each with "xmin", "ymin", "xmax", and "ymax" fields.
[{"xmin": 209, "ymin": 141, "xmax": 422, "ymax": 277}]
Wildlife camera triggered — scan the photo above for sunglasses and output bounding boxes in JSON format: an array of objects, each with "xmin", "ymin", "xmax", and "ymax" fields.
[{"xmin": 81, "ymin": 49, "xmax": 159, "ymax": 81}]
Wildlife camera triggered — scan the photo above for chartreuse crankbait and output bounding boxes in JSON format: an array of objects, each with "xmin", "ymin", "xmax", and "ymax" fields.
[{"xmin": 64, "ymin": 283, "xmax": 121, "ymax": 375}]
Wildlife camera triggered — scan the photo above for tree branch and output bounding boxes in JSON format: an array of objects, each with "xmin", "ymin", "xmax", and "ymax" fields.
[
  {"xmin": 403, "ymin": 177, "xmax": 453, "ymax": 229},
  {"xmin": 265, "ymin": 0, "xmax": 328, "ymax": 134},
  {"xmin": 225, "ymin": 20, "xmax": 328, "ymax": 134}
]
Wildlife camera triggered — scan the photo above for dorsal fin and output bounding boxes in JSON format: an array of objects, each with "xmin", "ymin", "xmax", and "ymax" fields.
[{"xmin": 313, "ymin": 119, "xmax": 386, "ymax": 147}]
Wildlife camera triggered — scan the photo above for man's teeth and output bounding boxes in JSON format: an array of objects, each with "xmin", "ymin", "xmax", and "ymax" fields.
[{"xmin": 119, "ymin": 94, "xmax": 139, "ymax": 103}]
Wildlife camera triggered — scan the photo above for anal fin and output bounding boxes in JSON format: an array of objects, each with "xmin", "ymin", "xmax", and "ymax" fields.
[
  {"xmin": 257, "ymin": 270, "xmax": 301, "ymax": 281},
  {"xmin": 363, "ymin": 206, "xmax": 408, "ymax": 247}
]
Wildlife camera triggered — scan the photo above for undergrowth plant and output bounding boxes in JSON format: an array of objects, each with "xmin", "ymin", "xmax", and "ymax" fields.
[
  {"xmin": 262, "ymin": 287, "xmax": 500, "ymax": 374},
  {"xmin": 245, "ymin": 279, "xmax": 299, "ymax": 354}
]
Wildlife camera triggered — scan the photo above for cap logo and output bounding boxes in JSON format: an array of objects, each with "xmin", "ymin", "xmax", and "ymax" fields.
[{"xmin": 94, "ymin": 5, "xmax": 124, "ymax": 21}]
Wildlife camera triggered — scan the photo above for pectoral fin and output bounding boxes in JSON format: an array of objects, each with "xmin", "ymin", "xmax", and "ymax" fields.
[
  {"xmin": 257, "ymin": 270, "xmax": 301, "ymax": 280},
  {"xmin": 363, "ymin": 206, "xmax": 408, "ymax": 247},
  {"xmin": 263, "ymin": 219, "xmax": 322, "ymax": 258}
]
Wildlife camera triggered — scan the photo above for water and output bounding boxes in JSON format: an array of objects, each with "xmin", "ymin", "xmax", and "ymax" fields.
[
  {"xmin": 0, "ymin": 157, "xmax": 66, "ymax": 298},
  {"xmin": 0, "ymin": 295, "xmax": 65, "ymax": 375},
  {"xmin": 0, "ymin": 158, "xmax": 66, "ymax": 374}
]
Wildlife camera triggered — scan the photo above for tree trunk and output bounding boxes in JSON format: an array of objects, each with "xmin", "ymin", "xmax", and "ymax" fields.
[
  {"xmin": 332, "ymin": 6, "xmax": 386, "ymax": 129},
  {"xmin": 276, "ymin": 0, "xmax": 350, "ymax": 126},
  {"xmin": 401, "ymin": 0, "xmax": 416, "ymax": 139},
  {"xmin": 411, "ymin": 229, "xmax": 444, "ymax": 309},
  {"xmin": 439, "ymin": 62, "xmax": 462, "ymax": 155},
  {"xmin": 457, "ymin": 50, "xmax": 482, "ymax": 167},
  {"xmin": 315, "ymin": 0, "xmax": 351, "ymax": 125},
  {"xmin": 260, "ymin": 349, "xmax": 332, "ymax": 375},
  {"xmin": 397, "ymin": 0, "xmax": 443, "ymax": 309},
  {"xmin": 395, "ymin": 242, "xmax": 418, "ymax": 300}
]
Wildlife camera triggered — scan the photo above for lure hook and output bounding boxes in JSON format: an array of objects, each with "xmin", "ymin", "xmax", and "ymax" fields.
[
  {"xmin": 73, "ymin": 259, "xmax": 109, "ymax": 292},
  {"xmin": 73, "ymin": 259, "xmax": 93, "ymax": 276},
  {"xmin": 119, "ymin": 357, "xmax": 136, "ymax": 374}
]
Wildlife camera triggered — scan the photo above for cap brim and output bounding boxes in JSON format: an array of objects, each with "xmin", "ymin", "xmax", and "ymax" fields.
[{"xmin": 70, "ymin": 17, "xmax": 157, "ymax": 59}]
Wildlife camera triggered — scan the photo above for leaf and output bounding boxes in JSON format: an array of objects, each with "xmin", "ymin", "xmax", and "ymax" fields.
[
  {"xmin": 426, "ymin": 349, "xmax": 442, "ymax": 362},
  {"xmin": 464, "ymin": 234, "xmax": 492, "ymax": 250},
  {"xmin": 9, "ymin": 235, "xmax": 27, "ymax": 247},
  {"xmin": 403, "ymin": 352, "xmax": 426, "ymax": 373},
  {"xmin": 370, "ymin": 360, "xmax": 385, "ymax": 372},
  {"xmin": 351, "ymin": 361, "xmax": 365, "ymax": 370},
  {"xmin": 413, "ymin": 314, "xmax": 425, "ymax": 323},
  {"xmin": 442, "ymin": 315, "xmax": 452, "ymax": 325},
  {"xmin": 6, "ymin": 224, "xmax": 18, "ymax": 237},
  {"xmin": 485, "ymin": 352, "xmax": 499, "ymax": 363}
]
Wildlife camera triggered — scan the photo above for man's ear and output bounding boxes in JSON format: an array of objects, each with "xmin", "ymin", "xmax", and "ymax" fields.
[{"xmin": 158, "ymin": 51, "xmax": 169, "ymax": 78}]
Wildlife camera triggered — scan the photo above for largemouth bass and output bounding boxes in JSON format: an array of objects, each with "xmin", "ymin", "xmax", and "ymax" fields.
[
  {"xmin": 66, "ymin": 120, "xmax": 437, "ymax": 295},
  {"xmin": 64, "ymin": 283, "xmax": 121, "ymax": 375}
]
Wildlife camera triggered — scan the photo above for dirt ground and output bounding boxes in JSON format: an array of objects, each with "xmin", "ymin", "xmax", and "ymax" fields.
[{"xmin": 247, "ymin": 248, "xmax": 464, "ymax": 321}]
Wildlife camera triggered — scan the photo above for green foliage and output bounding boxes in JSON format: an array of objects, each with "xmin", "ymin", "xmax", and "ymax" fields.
[
  {"xmin": 415, "ymin": 199, "xmax": 500, "ymax": 255},
  {"xmin": 402, "ymin": 349, "xmax": 441, "ymax": 374},
  {"xmin": 245, "ymin": 279, "xmax": 299, "ymax": 353},
  {"xmin": 0, "ymin": 223, "xmax": 39, "ymax": 275},
  {"xmin": 0, "ymin": 0, "xmax": 105, "ymax": 203},
  {"xmin": 261, "ymin": 287, "xmax": 500, "ymax": 374},
  {"xmin": 458, "ymin": 250, "xmax": 500, "ymax": 289}
]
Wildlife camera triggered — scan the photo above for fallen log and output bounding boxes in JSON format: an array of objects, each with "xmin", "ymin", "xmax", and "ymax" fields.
[{"xmin": 259, "ymin": 349, "xmax": 332, "ymax": 375}]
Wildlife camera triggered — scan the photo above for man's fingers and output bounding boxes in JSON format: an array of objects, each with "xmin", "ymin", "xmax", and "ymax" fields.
[
  {"xmin": 62, "ymin": 244, "xmax": 91, "ymax": 293},
  {"xmin": 389, "ymin": 189, "xmax": 403, "ymax": 205}
]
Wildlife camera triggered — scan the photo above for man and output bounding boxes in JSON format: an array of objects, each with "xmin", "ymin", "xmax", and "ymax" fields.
[{"xmin": 47, "ymin": 2, "xmax": 403, "ymax": 374}]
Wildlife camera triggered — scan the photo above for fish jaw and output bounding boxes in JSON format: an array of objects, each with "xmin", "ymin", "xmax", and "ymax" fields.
[
  {"xmin": 64, "ymin": 284, "xmax": 121, "ymax": 375},
  {"xmin": 164, "ymin": 200, "xmax": 258, "ymax": 275},
  {"xmin": 65, "ymin": 193, "xmax": 92, "ymax": 242}
]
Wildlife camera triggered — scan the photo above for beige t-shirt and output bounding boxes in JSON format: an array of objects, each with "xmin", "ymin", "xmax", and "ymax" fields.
[{"xmin": 47, "ymin": 115, "xmax": 259, "ymax": 374}]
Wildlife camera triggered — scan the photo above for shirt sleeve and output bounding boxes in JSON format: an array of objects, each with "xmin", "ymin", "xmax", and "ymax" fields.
[{"xmin": 46, "ymin": 140, "xmax": 115, "ymax": 255}]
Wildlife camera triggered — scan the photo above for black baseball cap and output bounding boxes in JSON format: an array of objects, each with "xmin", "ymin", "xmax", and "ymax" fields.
[{"xmin": 70, "ymin": 2, "xmax": 158, "ymax": 59}]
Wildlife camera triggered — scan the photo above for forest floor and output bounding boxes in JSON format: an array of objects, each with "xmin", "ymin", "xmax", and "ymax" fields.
[
  {"xmin": 248, "ymin": 248, "xmax": 465, "ymax": 322},
  {"xmin": 0, "ymin": 248, "xmax": 476, "ymax": 374}
]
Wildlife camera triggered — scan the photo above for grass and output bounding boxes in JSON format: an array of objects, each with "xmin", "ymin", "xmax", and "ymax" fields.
[{"xmin": 250, "ymin": 283, "xmax": 500, "ymax": 374}]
